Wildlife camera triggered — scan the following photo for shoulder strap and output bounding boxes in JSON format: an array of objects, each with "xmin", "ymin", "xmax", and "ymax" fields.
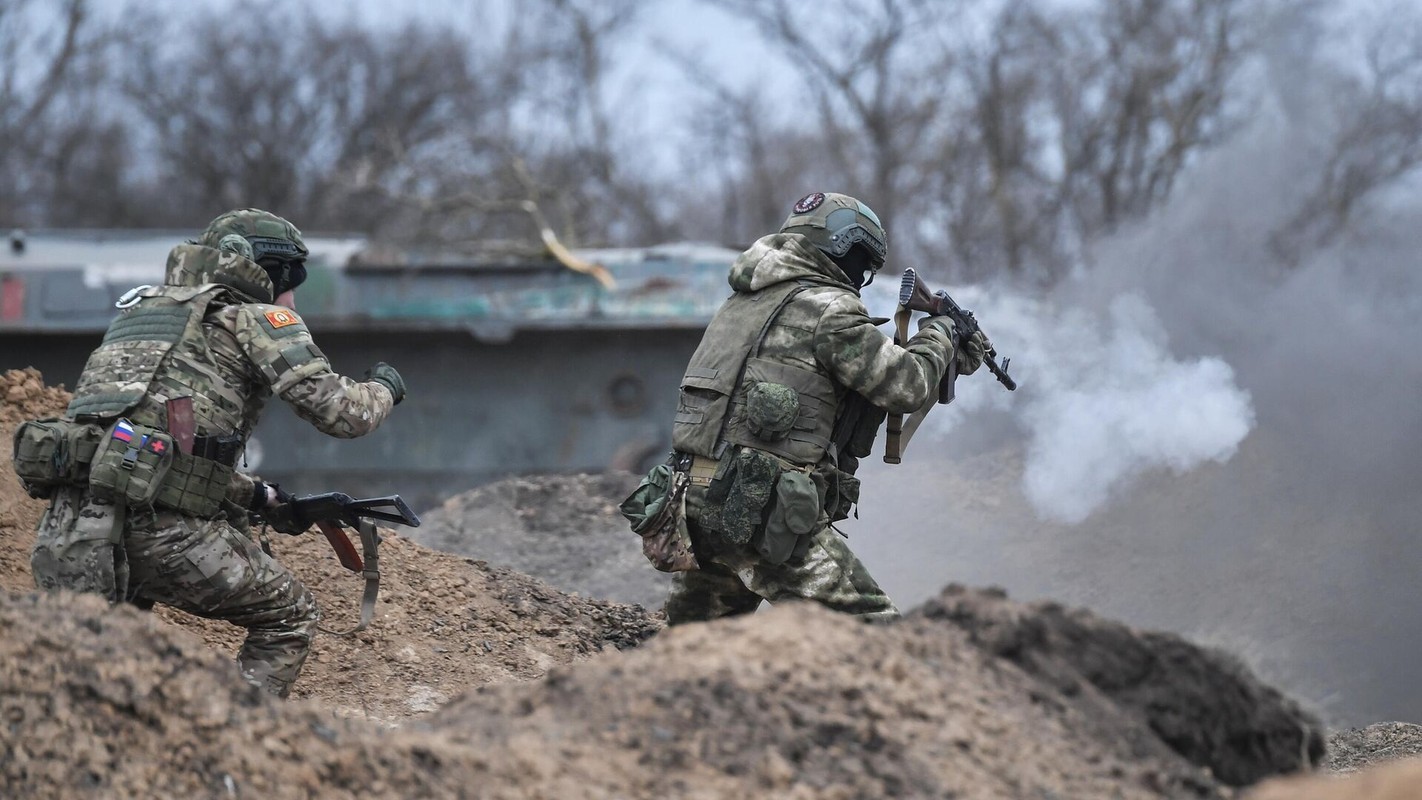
[
  {"xmin": 883, "ymin": 303, "xmax": 914, "ymax": 464},
  {"xmin": 710, "ymin": 282, "xmax": 811, "ymax": 458}
]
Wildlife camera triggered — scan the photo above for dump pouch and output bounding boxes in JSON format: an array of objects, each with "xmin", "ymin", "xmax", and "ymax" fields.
[
  {"xmin": 620, "ymin": 464, "xmax": 699, "ymax": 573},
  {"xmin": 11, "ymin": 418, "xmax": 102, "ymax": 499},
  {"xmin": 758, "ymin": 469, "xmax": 820, "ymax": 564},
  {"xmin": 87, "ymin": 418, "xmax": 175, "ymax": 508}
]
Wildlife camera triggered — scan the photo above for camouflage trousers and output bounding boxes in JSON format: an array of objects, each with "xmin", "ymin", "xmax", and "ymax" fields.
[
  {"xmin": 664, "ymin": 485, "xmax": 899, "ymax": 625},
  {"xmin": 31, "ymin": 487, "xmax": 319, "ymax": 698}
]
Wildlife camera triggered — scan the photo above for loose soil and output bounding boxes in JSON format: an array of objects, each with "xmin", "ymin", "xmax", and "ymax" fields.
[
  {"xmin": 1326, "ymin": 722, "xmax": 1422, "ymax": 773},
  {"xmin": 1246, "ymin": 757, "xmax": 1422, "ymax": 799},
  {"xmin": 0, "ymin": 368, "xmax": 661, "ymax": 723},
  {"xmin": 414, "ymin": 472, "xmax": 671, "ymax": 609},
  {"xmin": 0, "ymin": 367, "xmax": 1408, "ymax": 798}
]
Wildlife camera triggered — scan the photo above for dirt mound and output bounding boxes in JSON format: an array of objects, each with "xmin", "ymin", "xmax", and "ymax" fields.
[
  {"xmin": 1247, "ymin": 758, "xmax": 1422, "ymax": 799},
  {"xmin": 0, "ymin": 367, "xmax": 1392, "ymax": 797},
  {"xmin": 0, "ymin": 369, "xmax": 661, "ymax": 722},
  {"xmin": 425, "ymin": 601, "xmax": 1226, "ymax": 798},
  {"xmin": 1326, "ymin": 722, "xmax": 1422, "ymax": 773},
  {"xmin": 0, "ymin": 589, "xmax": 499, "ymax": 799},
  {"xmin": 414, "ymin": 472, "xmax": 671, "ymax": 608},
  {"xmin": 0, "ymin": 589, "xmax": 1222, "ymax": 800},
  {"xmin": 914, "ymin": 584, "xmax": 1326, "ymax": 786}
]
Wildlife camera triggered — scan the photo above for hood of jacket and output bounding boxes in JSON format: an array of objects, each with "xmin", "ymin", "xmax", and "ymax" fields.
[
  {"xmin": 727, "ymin": 233, "xmax": 857, "ymax": 295},
  {"xmin": 163, "ymin": 243, "xmax": 275, "ymax": 302}
]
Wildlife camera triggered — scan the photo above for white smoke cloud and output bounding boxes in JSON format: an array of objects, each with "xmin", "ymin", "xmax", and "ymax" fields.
[
  {"xmin": 1016, "ymin": 295, "xmax": 1253, "ymax": 523},
  {"xmin": 867, "ymin": 282, "xmax": 1255, "ymax": 523}
]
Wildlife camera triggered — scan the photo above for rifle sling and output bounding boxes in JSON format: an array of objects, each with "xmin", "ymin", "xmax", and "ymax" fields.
[
  {"xmin": 317, "ymin": 519, "xmax": 381, "ymax": 636},
  {"xmin": 883, "ymin": 304, "xmax": 914, "ymax": 464}
]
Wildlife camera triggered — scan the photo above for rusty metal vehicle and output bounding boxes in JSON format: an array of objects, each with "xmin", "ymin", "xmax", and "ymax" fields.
[{"xmin": 0, "ymin": 229, "xmax": 736, "ymax": 506}]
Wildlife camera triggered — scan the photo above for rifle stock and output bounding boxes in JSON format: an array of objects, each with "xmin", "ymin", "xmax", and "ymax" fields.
[{"xmin": 899, "ymin": 268, "xmax": 1017, "ymax": 393}]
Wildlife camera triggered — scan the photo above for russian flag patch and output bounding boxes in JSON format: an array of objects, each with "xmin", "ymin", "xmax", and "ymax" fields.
[{"xmin": 112, "ymin": 420, "xmax": 135, "ymax": 443}]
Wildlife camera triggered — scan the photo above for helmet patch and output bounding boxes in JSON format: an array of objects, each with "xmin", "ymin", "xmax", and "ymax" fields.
[{"xmin": 792, "ymin": 192, "xmax": 826, "ymax": 214}]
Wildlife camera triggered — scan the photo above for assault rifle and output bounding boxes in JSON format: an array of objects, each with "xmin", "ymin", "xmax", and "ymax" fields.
[
  {"xmin": 885, "ymin": 268, "xmax": 1017, "ymax": 463},
  {"xmin": 899, "ymin": 267, "xmax": 1017, "ymax": 398},
  {"xmin": 257, "ymin": 492, "xmax": 422, "ymax": 634}
]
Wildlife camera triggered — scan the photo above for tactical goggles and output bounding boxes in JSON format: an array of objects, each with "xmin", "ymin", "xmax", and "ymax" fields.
[{"xmin": 255, "ymin": 256, "xmax": 308, "ymax": 294}]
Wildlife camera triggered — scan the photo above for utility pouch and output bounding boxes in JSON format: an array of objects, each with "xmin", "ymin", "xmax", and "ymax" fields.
[
  {"xmin": 11, "ymin": 418, "xmax": 102, "ymax": 499},
  {"xmin": 826, "ymin": 468, "xmax": 862, "ymax": 523},
  {"xmin": 88, "ymin": 419, "xmax": 175, "ymax": 508},
  {"xmin": 702, "ymin": 447, "xmax": 782, "ymax": 546},
  {"xmin": 745, "ymin": 381, "xmax": 800, "ymax": 442},
  {"xmin": 758, "ymin": 469, "xmax": 820, "ymax": 564},
  {"xmin": 620, "ymin": 464, "xmax": 699, "ymax": 573}
]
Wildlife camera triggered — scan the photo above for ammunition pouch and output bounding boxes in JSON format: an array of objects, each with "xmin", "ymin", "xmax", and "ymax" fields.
[
  {"xmin": 761, "ymin": 467, "xmax": 819, "ymax": 564},
  {"xmin": 699, "ymin": 447, "xmax": 824, "ymax": 564},
  {"xmin": 15, "ymin": 414, "xmax": 239, "ymax": 517},
  {"xmin": 84, "ymin": 418, "xmax": 237, "ymax": 516},
  {"xmin": 620, "ymin": 463, "xmax": 699, "ymax": 573},
  {"xmin": 11, "ymin": 418, "xmax": 103, "ymax": 499},
  {"xmin": 701, "ymin": 447, "xmax": 780, "ymax": 546},
  {"xmin": 153, "ymin": 450, "xmax": 236, "ymax": 518},
  {"xmin": 88, "ymin": 419, "xmax": 176, "ymax": 508}
]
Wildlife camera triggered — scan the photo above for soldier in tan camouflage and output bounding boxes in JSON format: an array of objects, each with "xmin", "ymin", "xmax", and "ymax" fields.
[
  {"xmin": 27, "ymin": 209, "xmax": 405, "ymax": 697},
  {"xmin": 657, "ymin": 192, "xmax": 987, "ymax": 625}
]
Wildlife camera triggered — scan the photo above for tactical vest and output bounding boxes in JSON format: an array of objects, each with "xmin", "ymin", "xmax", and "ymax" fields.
[
  {"xmin": 63, "ymin": 284, "xmax": 251, "ymax": 516},
  {"xmin": 672, "ymin": 281, "xmax": 839, "ymax": 467}
]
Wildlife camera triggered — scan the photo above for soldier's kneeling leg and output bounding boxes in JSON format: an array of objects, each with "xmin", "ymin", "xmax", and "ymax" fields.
[{"xmin": 124, "ymin": 512, "xmax": 320, "ymax": 698}]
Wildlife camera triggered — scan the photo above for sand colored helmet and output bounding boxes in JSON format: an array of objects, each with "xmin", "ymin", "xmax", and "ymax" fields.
[
  {"xmin": 198, "ymin": 208, "xmax": 310, "ymax": 294},
  {"xmin": 779, "ymin": 192, "xmax": 888, "ymax": 269}
]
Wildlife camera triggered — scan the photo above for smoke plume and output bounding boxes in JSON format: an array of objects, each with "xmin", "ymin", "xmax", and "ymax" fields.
[{"xmin": 852, "ymin": 2, "xmax": 1422, "ymax": 727}]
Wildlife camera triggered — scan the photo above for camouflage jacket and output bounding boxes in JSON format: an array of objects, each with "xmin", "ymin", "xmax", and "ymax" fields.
[
  {"xmin": 66, "ymin": 243, "xmax": 394, "ymax": 508},
  {"xmin": 671, "ymin": 233, "xmax": 953, "ymax": 472}
]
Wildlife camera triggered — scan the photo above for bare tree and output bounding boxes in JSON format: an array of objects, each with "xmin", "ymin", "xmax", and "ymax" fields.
[
  {"xmin": 1271, "ymin": 10, "xmax": 1422, "ymax": 262},
  {"xmin": 935, "ymin": 0, "xmax": 1246, "ymax": 282},
  {"xmin": 0, "ymin": 0, "xmax": 125, "ymax": 226},
  {"xmin": 696, "ymin": 0, "xmax": 958, "ymax": 254},
  {"xmin": 120, "ymin": 3, "xmax": 482, "ymax": 230}
]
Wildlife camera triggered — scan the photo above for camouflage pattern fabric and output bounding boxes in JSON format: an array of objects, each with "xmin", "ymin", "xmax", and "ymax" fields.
[
  {"xmin": 665, "ymin": 485, "xmax": 898, "ymax": 623},
  {"xmin": 661, "ymin": 233, "xmax": 948, "ymax": 625},
  {"xmin": 734, "ymin": 234, "xmax": 952, "ymax": 420},
  {"xmin": 31, "ymin": 487, "xmax": 129, "ymax": 602},
  {"xmin": 123, "ymin": 507, "xmax": 319, "ymax": 698},
  {"xmin": 30, "ymin": 233, "xmax": 393, "ymax": 697}
]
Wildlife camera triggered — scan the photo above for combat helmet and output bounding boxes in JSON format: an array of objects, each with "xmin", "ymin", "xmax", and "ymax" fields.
[
  {"xmin": 780, "ymin": 192, "xmax": 888, "ymax": 270},
  {"xmin": 198, "ymin": 208, "xmax": 310, "ymax": 295}
]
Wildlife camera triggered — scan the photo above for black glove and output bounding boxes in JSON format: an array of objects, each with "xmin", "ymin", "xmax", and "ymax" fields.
[
  {"xmin": 263, "ymin": 501, "xmax": 309, "ymax": 536},
  {"xmin": 247, "ymin": 481, "xmax": 296, "ymax": 512},
  {"xmin": 365, "ymin": 362, "xmax": 406, "ymax": 405}
]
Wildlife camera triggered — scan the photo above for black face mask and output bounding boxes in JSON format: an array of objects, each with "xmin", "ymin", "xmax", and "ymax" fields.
[
  {"xmin": 259, "ymin": 258, "xmax": 307, "ymax": 295},
  {"xmin": 831, "ymin": 246, "xmax": 881, "ymax": 290}
]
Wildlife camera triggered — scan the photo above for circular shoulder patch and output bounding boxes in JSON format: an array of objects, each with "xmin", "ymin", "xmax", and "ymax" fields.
[{"xmin": 792, "ymin": 192, "xmax": 826, "ymax": 214}]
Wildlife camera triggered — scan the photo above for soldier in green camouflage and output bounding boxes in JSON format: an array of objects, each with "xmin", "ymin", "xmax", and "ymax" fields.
[
  {"xmin": 28, "ymin": 209, "xmax": 405, "ymax": 697},
  {"xmin": 660, "ymin": 192, "xmax": 987, "ymax": 625}
]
